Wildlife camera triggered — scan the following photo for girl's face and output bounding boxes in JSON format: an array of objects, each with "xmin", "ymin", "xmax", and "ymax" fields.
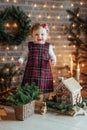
[{"xmin": 31, "ymin": 26, "xmax": 48, "ymax": 44}]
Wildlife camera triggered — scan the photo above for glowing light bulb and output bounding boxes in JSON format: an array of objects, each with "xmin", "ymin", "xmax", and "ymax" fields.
[
  {"xmin": 14, "ymin": 46, "xmax": 18, "ymax": 50},
  {"xmin": 73, "ymin": 45, "xmax": 76, "ymax": 48},
  {"xmin": 57, "ymin": 16, "xmax": 60, "ymax": 19},
  {"xmin": 58, "ymin": 54, "xmax": 62, "ymax": 57},
  {"xmin": 68, "ymin": 35, "xmax": 72, "ymax": 38},
  {"xmin": 52, "ymin": 25, "xmax": 56, "ymax": 29},
  {"xmin": 38, "ymin": 14, "xmax": 42, "ymax": 18},
  {"xmin": 1, "ymin": 78, "xmax": 4, "ymax": 82},
  {"xmin": 34, "ymin": 4, "xmax": 37, "ymax": 8},
  {"xmin": 5, "ymin": 23, "xmax": 10, "ymax": 28},
  {"xmin": 13, "ymin": 23, "xmax": 18, "ymax": 28},
  {"xmin": 69, "ymin": 54, "xmax": 72, "ymax": 57},
  {"xmin": 60, "ymin": 5, "xmax": 63, "ymax": 8},
  {"xmin": 57, "ymin": 35, "xmax": 61, "ymax": 39},
  {"xmin": 47, "ymin": 15, "xmax": 51, "ymax": 19},
  {"xmin": 12, "ymin": 77, "xmax": 15, "ymax": 81},
  {"xmin": 6, "ymin": 46, "xmax": 10, "ymax": 50},
  {"xmin": 52, "ymin": 5, "xmax": 55, "ymax": 8},
  {"xmin": 81, "ymin": 64, "xmax": 85, "ymax": 67},
  {"xmin": 2, "ymin": 57, "xmax": 6, "ymax": 62},
  {"xmin": 28, "ymin": 14, "xmax": 31, "ymax": 17},
  {"xmin": 58, "ymin": 71, "xmax": 61, "ymax": 74},
  {"xmin": 5, "ymin": 68, "xmax": 9, "ymax": 73},
  {"xmin": 67, "ymin": 15, "xmax": 70, "ymax": 19},
  {"xmin": 77, "ymin": 13, "xmax": 79, "ymax": 17},
  {"xmin": 6, "ymin": 0, "xmax": 9, "ymax": 2},
  {"xmin": 11, "ymin": 57, "xmax": 14, "ymax": 61},
  {"xmin": 63, "ymin": 45, "xmax": 66, "ymax": 48},
  {"xmin": 15, "ymin": 66, "xmax": 19, "ymax": 71},
  {"xmin": 43, "ymin": 4, "xmax": 47, "ymax": 8},
  {"xmin": 71, "ymin": 3, "xmax": 74, "ymax": 7},
  {"xmin": 80, "ymin": 2, "xmax": 83, "ymax": 5},
  {"xmin": 13, "ymin": 0, "xmax": 17, "ymax": 3}
]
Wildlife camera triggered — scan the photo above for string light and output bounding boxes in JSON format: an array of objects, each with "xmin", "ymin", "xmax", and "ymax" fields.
[
  {"xmin": 63, "ymin": 63, "xmax": 66, "ymax": 66},
  {"xmin": 80, "ymin": 24, "xmax": 83, "ymax": 28},
  {"xmin": 57, "ymin": 35, "xmax": 61, "ymax": 39},
  {"xmin": 80, "ymin": 1, "xmax": 84, "ymax": 5},
  {"xmin": 58, "ymin": 71, "xmax": 61, "ymax": 74},
  {"xmin": 6, "ymin": 46, "xmax": 10, "ymax": 50},
  {"xmin": 2, "ymin": 57, "xmax": 6, "ymax": 62},
  {"xmin": 63, "ymin": 45, "xmax": 66, "ymax": 48},
  {"xmin": 1, "ymin": 78, "xmax": 4, "ymax": 83},
  {"xmin": 43, "ymin": 4, "xmax": 47, "ymax": 8},
  {"xmin": 62, "ymin": 25, "xmax": 67, "ymax": 30},
  {"xmin": 52, "ymin": 5, "xmax": 56, "ymax": 9},
  {"xmin": 69, "ymin": 54, "xmax": 72, "ymax": 57},
  {"xmin": 68, "ymin": 35, "xmax": 72, "ymax": 38},
  {"xmin": 14, "ymin": 46, "xmax": 18, "ymax": 50},
  {"xmin": 57, "ymin": 16, "xmax": 60, "ymax": 19},
  {"xmin": 80, "ymin": 80, "xmax": 83, "ymax": 83},
  {"xmin": 12, "ymin": 77, "xmax": 15, "ymax": 82},
  {"xmin": 77, "ymin": 13, "xmax": 79, "ymax": 17},
  {"xmin": 4, "ymin": 23, "xmax": 10, "ymax": 28},
  {"xmin": 12, "ymin": 23, "xmax": 18, "ymax": 28},
  {"xmin": 48, "ymin": 35, "xmax": 51, "ymax": 39},
  {"xmin": 6, "ymin": 0, "xmax": 9, "ymax": 2},
  {"xmin": 60, "ymin": 5, "xmax": 64, "ymax": 8},
  {"xmin": 67, "ymin": 15, "xmax": 70, "ymax": 19},
  {"xmin": 38, "ymin": 14, "xmax": 42, "ymax": 18},
  {"xmin": 71, "ymin": 3, "xmax": 74, "ymax": 7},
  {"xmin": 53, "ymin": 80, "xmax": 55, "ymax": 83},
  {"xmin": 68, "ymin": 70, "xmax": 71, "ymax": 74},
  {"xmin": 13, "ymin": 0, "xmax": 17, "ymax": 3},
  {"xmin": 72, "ymin": 23, "xmax": 76, "ymax": 28},
  {"xmin": 53, "ymin": 45, "xmax": 55, "ymax": 49},
  {"xmin": 81, "ymin": 64, "xmax": 85, "ymax": 67},
  {"xmin": 15, "ymin": 66, "xmax": 19, "ymax": 71},
  {"xmin": 52, "ymin": 25, "xmax": 56, "ymax": 29},
  {"xmin": 28, "ymin": 13, "xmax": 31, "ymax": 18},
  {"xmin": 5, "ymin": 68, "xmax": 9, "ymax": 73},
  {"xmin": 58, "ymin": 54, "xmax": 62, "ymax": 57},
  {"xmin": 73, "ymin": 45, "xmax": 76, "ymax": 48},
  {"xmin": 47, "ymin": 15, "xmax": 51, "ymax": 19},
  {"xmin": 11, "ymin": 56, "xmax": 14, "ymax": 61},
  {"xmin": 33, "ymin": 3, "xmax": 37, "ymax": 8},
  {"xmin": 76, "ymin": 34, "xmax": 79, "ymax": 38}
]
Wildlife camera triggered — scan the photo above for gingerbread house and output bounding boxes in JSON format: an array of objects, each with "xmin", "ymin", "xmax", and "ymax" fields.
[{"xmin": 56, "ymin": 77, "xmax": 82, "ymax": 105}]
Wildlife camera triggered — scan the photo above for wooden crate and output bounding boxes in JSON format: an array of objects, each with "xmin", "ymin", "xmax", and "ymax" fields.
[{"xmin": 14, "ymin": 101, "xmax": 35, "ymax": 121}]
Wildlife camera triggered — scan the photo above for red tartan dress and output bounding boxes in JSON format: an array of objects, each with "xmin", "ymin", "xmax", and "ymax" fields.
[{"xmin": 21, "ymin": 42, "xmax": 53, "ymax": 93}]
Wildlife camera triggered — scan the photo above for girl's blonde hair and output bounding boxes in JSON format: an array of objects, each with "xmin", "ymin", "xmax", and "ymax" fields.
[{"xmin": 30, "ymin": 23, "xmax": 49, "ymax": 35}]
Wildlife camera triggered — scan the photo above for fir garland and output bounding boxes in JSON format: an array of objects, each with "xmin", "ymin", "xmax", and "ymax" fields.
[
  {"xmin": 0, "ymin": 6, "xmax": 31, "ymax": 45},
  {"xmin": 47, "ymin": 96, "xmax": 87, "ymax": 113}
]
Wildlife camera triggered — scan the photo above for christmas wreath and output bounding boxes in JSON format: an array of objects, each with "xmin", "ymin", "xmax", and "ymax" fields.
[{"xmin": 0, "ymin": 6, "xmax": 31, "ymax": 45}]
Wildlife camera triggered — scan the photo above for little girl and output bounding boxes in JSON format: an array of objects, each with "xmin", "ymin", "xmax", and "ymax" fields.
[{"xmin": 18, "ymin": 23, "xmax": 56, "ymax": 101}]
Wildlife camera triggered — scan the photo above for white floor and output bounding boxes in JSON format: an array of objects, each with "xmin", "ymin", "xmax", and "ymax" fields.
[{"xmin": 0, "ymin": 106, "xmax": 87, "ymax": 130}]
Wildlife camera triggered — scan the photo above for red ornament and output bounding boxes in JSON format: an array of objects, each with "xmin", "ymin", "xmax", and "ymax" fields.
[{"xmin": 41, "ymin": 23, "xmax": 46, "ymax": 28}]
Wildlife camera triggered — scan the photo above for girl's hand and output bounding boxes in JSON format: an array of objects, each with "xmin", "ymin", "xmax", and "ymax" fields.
[
  {"xmin": 51, "ymin": 59, "xmax": 56, "ymax": 65},
  {"xmin": 17, "ymin": 61, "xmax": 23, "ymax": 67},
  {"xmin": 17, "ymin": 57, "xmax": 24, "ymax": 66}
]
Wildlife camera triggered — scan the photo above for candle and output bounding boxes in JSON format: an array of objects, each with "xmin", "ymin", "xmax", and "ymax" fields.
[
  {"xmin": 70, "ymin": 57, "xmax": 73, "ymax": 76},
  {"xmin": 76, "ymin": 63, "xmax": 80, "ymax": 81}
]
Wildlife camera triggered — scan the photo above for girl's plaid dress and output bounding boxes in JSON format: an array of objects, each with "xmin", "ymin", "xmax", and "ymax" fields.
[{"xmin": 21, "ymin": 42, "xmax": 53, "ymax": 93}]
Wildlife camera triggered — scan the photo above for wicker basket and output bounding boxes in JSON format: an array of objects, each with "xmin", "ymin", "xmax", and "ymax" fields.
[{"xmin": 14, "ymin": 101, "xmax": 35, "ymax": 121}]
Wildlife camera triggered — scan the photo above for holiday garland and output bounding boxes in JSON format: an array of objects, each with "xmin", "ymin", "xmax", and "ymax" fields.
[
  {"xmin": 0, "ymin": 6, "xmax": 31, "ymax": 45},
  {"xmin": 47, "ymin": 96, "xmax": 87, "ymax": 113}
]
